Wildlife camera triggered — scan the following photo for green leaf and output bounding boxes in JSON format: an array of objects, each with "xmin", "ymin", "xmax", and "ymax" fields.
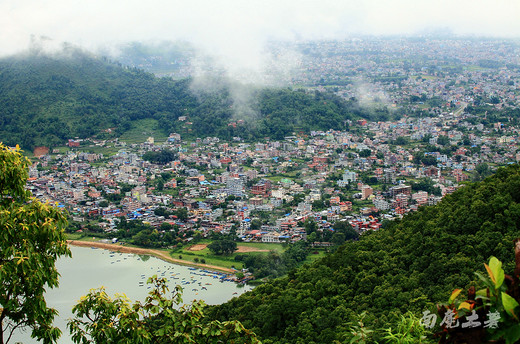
[
  {"xmin": 494, "ymin": 324, "xmax": 520, "ymax": 344},
  {"xmin": 458, "ymin": 302, "xmax": 472, "ymax": 310},
  {"xmin": 476, "ymin": 288, "xmax": 488, "ymax": 297},
  {"xmin": 449, "ymin": 289, "xmax": 462, "ymax": 304},
  {"xmin": 496, "ymin": 267, "xmax": 505, "ymax": 290},
  {"xmin": 350, "ymin": 333, "xmax": 362, "ymax": 344},
  {"xmin": 489, "ymin": 256, "xmax": 504, "ymax": 289},
  {"xmin": 485, "ymin": 263, "xmax": 496, "ymax": 285},
  {"xmin": 503, "ymin": 324, "xmax": 520, "ymax": 344},
  {"xmin": 501, "ymin": 292, "xmax": 520, "ymax": 319},
  {"xmin": 475, "ymin": 271, "xmax": 494, "ymax": 289}
]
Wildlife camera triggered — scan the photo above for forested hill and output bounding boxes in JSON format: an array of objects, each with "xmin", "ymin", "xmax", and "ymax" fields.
[
  {"xmin": 0, "ymin": 50, "xmax": 369, "ymax": 149},
  {"xmin": 207, "ymin": 164, "xmax": 520, "ymax": 343}
]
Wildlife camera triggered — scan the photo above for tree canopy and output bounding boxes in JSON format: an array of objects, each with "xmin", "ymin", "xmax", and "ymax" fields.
[
  {"xmin": 0, "ymin": 50, "xmax": 370, "ymax": 149},
  {"xmin": 0, "ymin": 144, "xmax": 70, "ymax": 344},
  {"xmin": 142, "ymin": 150, "xmax": 177, "ymax": 165},
  {"xmin": 207, "ymin": 239, "xmax": 237, "ymax": 255},
  {"xmin": 68, "ymin": 276, "xmax": 260, "ymax": 344}
]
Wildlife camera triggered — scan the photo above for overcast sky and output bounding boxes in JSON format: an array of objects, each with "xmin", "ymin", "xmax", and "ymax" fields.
[{"xmin": 1, "ymin": 0, "xmax": 519, "ymax": 61}]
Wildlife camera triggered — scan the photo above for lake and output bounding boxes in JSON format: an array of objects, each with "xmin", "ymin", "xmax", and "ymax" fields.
[{"xmin": 12, "ymin": 246, "xmax": 253, "ymax": 344}]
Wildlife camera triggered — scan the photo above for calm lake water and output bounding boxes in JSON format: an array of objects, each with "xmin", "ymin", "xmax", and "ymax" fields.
[{"xmin": 13, "ymin": 246, "xmax": 253, "ymax": 344}]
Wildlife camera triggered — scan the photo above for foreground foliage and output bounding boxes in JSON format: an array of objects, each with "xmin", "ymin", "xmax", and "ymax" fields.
[
  {"xmin": 68, "ymin": 276, "xmax": 260, "ymax": 344},
  {"xmin": 0, "ymin": 144, "xmax": 70, "ymax": 344},
  {"xmin": 434, "ymin": 255, "xmax": 520, "ymax": 343},
  {"xmin": 207, "ymin": 164, "xmax": 520, "ymax": 343}
]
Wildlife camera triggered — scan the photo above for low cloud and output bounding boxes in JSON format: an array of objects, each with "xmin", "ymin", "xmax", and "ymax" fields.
[
  {"xmin": 2, "ymin": 0, "xmax": 519, "ymax": 58},
  {"xmin": 2, "ymin": 0, "xmax": 519, "ymax": 122}
]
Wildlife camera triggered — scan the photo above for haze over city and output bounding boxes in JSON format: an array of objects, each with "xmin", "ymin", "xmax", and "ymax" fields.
[{"xmin": 2, "ymin": 0, "xmax": 520, "ymax": 60}]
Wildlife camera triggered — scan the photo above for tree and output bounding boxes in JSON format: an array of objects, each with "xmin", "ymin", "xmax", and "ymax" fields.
[
  {"xmin": 312, "ymin": 199, "xmax": 326, "ymax": 211},
  {"xmin": 359, "ymin": 149, "xmax": 372, "ymax": 157},
  {"xmin": 159, "ymin": 222, "xmax": 173, "ymax": 231},
  {"xmin": 437, "ymin": 135, "xmax": 450, "ymax": 146},
  {"xmin": 0, "ymin": 144, "xmax": 70, "ymax": 344},
  {"xmin": 331, "ymin": 232, "xmax": 346, "ymax": 245},
  {"xmin": 474, "ymin": 163, "xmax": 491, "ymax": 180},
  {"xmin": 420, "ymin": 155, "xmax": 438, "ymax": 166},
  {"xmin": 142, "ymin": 150, "xmax": 176, "ymax": 165},
  {"xmin": 394, "ymin": 136, "xmax": 408, "ymax": 145},
  {"xmin": 207, "ymin": 240, "xmax": 237, "ymax": 255},
  {"xmin": 154, "ymin": 207, "xmax": 171, "ymax": 217},
  {"xmin": 156, "ymin": 179, "xmax": 165, "ymax": 191},
  {"xmin": 68, "ymin": 276, "xmax": 260, "ymax": 344},
  {"xmin": 174, "ymin": 207, "xmax": 189, "ymax": 221},
  {"xmin": 249, "ymin": 219, "xmax": 262, "ymax": 230},
  {"xmin": 333, "ymin": 220, "xmax": 359, "ymax": 241}
]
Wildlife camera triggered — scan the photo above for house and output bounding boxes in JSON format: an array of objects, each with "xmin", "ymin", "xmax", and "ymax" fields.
[
  {"xmin": 68, "ymin": 139, "xmax": 80, "ymax": 147},
  {"xmin": 262, "ymin": 232, "xmax": 280, "ymax": 243}
]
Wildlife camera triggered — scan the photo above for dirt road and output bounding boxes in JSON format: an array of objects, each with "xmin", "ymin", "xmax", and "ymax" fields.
[{"xmin": 67, "ymin": 240, "xmax": 235, "ymax": 273}]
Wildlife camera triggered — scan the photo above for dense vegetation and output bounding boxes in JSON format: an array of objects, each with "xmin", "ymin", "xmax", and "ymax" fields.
[
  {"xmin": 0, "ymin": 144, "xmax": 70, "ymax": 343},
  {"xmin": 142, "ymin": 150, "xmax": 177, "ymax": 164},
  {"xmin": 0, "ymin": 49, "xmax": 369, "ymax": 150},
  {"xmin": 236, "ymin": 241, "xmax": 311, "ymax": 279},
  {"xmin": 206, "ymin": 164, "xmax": 520, "ymax": 343},
  {"xmin": 207, "ymin": 239, "xmax": 238, "ymax": 255}
]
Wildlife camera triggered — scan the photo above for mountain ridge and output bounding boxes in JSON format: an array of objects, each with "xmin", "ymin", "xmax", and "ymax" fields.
[{"xmin": 0, "ymin": 50, "xmax": 369, "ymax": 149}]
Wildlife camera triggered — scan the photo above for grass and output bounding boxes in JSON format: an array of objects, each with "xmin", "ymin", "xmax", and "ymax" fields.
[
  {"xmin": 237, "ymin": 242, "xmax": 285, "ymax": 253},
  {"xmin": 80, "ymin": 143, "xmax": 121, "ymax": 156},
  {"xmin": 265, "ymin": 176, "xmax": 285, "ymax": 183},
  {"xmin": 174, "ymin": 246, "xmax": 243, "ymax": 269},
  {"xmin": 172, "ymin": 241, "xmax": 287, "ymax": 270},
  {"xmin": 51, "ymin": 146, "xmax": 71, "ymax": 154},
  {"xmin": 411, "ymin": 75, "xmax": 438, "ymax": 80},
  {"xmin": 305, "ymin": 249, "xmax": 328, "ymax": 263},
  {"xmin": 66, "ymin": 233, "xmax": 109, "ymax": 242},
  {"xmin": 119, "ymin": 119, "xmax": 168, "ymax": 144},
  {"xmin": 66, "ymin": 232, "xmax": 86, "ymax": 241},
  {"xmin": 465, "ymin": 65, "xmax": 487, "ymax": 71}
]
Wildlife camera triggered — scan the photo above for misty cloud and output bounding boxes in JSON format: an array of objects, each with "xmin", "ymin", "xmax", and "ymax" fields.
[
  {"xmin": 3, "ymin": 0, "xmax": 520, "ymax": 59},
  {"xmin": 4, "ymin": 0, "xmax": 518, "ymax": 123}
]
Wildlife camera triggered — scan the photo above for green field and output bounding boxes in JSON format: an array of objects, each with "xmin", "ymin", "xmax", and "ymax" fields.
[
  {"xmin": 236, "ymin": 242, "xmax": 285, "ymax": 253},
  {"xmin": 67, "ymin": 234, "xmax": 329, "ymax": 278},
  {"xmin": 305, "ymin": 249, "xmax": 328, "ymax": 263},
  {"xmin": 66, "ymin": 232, "xmax": 86, "ymax": 241},
  {"xmin": 80, "ymin": 143, "xmax": 121, "ymax": 156},
  {"xmin": 172, "ymin": 241, "xmax": 287, "ymax": 269},
  {"xmin": 50, "ymin": 146, "xmax": 71, "ymax": 154},
  {"xmin": 119, "ymin": 119, "xmax": 168, "ymax": 144},
  {"xmin": 411, "ymin": 75, "xmax": 438, "ymax": 80}
]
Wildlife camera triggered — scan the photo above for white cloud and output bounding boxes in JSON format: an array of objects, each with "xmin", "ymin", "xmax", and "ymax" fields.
[
  {"xmin": 1, "ymin": 0, "xmax": 519, "ymax": 62},
  {"xmin": 3, "ymin": 0, "xmax": 518, "ymax": 122}
]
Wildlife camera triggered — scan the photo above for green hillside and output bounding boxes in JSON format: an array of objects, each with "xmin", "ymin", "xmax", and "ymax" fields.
[
  {"xmin": 206, "ymin": 164, "xmax": 520, "ymax": 343},
  {"xmin": 0, "ymin": 49, "xmax": 367, "ymax": 149}
]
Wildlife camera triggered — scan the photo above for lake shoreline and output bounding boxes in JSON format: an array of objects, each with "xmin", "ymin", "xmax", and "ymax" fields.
[{"xmin": 66, "ymin": 240, "xmax": 235, "ymax": 274}]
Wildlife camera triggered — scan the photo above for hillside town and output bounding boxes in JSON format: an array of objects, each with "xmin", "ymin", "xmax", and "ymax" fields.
[
  {"xmin": 27, "ymin": 104, "xmax": 520, "ymax": 246},
  {"xmin": 24, "ymin": 37, "xmax": 520, "ymax": 247}
]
